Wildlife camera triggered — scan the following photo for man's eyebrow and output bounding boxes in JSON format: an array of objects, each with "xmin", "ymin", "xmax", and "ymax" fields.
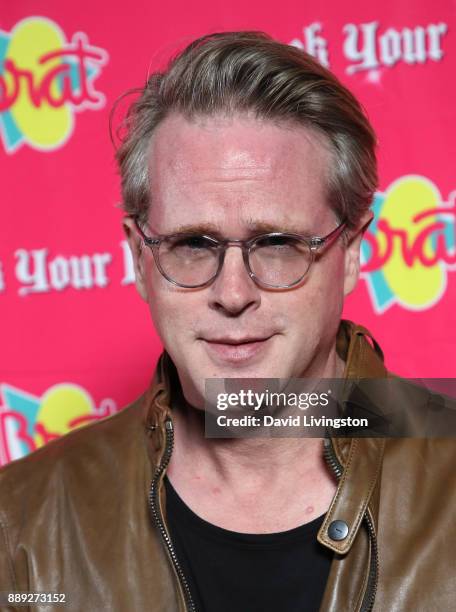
[
  {"xmin": 167, "ymin": 221, "xmax": 313, "ymax": 237},
  {"xmin": 244, "ymin": 220, "xmax": 313, "ymax": 235},
  {"xmin": 168, "ymin": 223, "xmax": 225, "ymax": 237}
]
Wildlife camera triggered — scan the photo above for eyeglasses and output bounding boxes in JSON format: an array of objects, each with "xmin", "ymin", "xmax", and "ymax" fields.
[{"xmin": 131, "ymin": 217, "xmax": 347, "ymax": 289}]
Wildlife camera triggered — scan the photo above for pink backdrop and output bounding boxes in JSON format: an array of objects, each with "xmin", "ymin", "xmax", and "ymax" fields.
[{"xmin": 1, "ymin": 1, "xmax": 455, "ymax": 464}]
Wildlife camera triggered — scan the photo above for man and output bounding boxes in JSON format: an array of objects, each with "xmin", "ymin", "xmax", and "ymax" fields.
[{"xmin": 0, "ymin": 32, "xmax": 454, "ymax": 612}]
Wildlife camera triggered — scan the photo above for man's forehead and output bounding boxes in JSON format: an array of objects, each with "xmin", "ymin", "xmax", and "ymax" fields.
[
  {"xmin": 149, "ymin": 113, "xmax": 331, "ymax": 180},
  {"xmin": 147, "ymin": 113, "xmax": 333, "ymax": 234}
]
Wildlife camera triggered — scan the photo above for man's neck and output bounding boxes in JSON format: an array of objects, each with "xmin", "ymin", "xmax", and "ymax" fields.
[{"xmin": 166, "ymin": 348, "xmax": 343, "ymax": 533}]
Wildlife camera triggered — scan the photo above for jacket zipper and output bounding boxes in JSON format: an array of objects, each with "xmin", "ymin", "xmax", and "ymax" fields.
[
  {"xmin": 148, "ymin": 419, "xmax": 197, "ymax": 612},
  {"xmin": 149, "ymin": 423, "xmax": 377, "ymax": 612},
  {"xmin": 323, "ymin": 438, "xmax": 378, "ymax": 612}
]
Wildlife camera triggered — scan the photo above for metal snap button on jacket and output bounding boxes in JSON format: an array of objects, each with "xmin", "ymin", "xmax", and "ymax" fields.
[{"xmin": 328, "ymin": 520, "xmax": 349, "ymax": 541}]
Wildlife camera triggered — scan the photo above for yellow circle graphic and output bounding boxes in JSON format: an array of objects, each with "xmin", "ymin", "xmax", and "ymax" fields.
[
  {"xmin": 34, "ymin": 384, "xmax": 94, "ymax": 447},
  {"xmin": 7, "ymin": 18, "xmax": 73, "ymax": 149},
  {"xmin": 381, "ymin": 176, "xmax": 445, "ymax": 309}
]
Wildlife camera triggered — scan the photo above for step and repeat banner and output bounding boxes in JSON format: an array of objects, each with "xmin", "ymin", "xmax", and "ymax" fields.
[{"xmin": 1, "ymin": 1, "xmax": 455, "ymax": 464}]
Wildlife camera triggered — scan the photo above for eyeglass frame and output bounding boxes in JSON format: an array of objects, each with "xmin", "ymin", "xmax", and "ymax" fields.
[{"xmin": 130, "ymin": 216, "xmax": 347, "ymax": 289}]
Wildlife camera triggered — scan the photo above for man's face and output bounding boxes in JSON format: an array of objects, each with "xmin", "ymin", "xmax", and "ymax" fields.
[{"xmin": 126, "ymin": 113, "xmax": 365, "ymax": 407}]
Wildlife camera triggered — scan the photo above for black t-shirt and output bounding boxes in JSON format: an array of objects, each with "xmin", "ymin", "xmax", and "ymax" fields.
[{"xmin": 165, "ymin": 477, "xmax": 333, "ymax": 612}]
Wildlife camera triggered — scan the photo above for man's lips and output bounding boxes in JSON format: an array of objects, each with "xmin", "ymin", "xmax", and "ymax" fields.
[
  {"xmin": 203, "ymin": 336, "xmax": 272, "ymax": 345},
  {"xmin": 200, "ymin": 335, "xmax": 274, "ymax": 363}
]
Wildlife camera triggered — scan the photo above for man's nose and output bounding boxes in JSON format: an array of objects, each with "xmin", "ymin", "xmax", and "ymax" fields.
[{"xmin": 209, "ymin": 245, "xmax": 261, "ymax": 316}]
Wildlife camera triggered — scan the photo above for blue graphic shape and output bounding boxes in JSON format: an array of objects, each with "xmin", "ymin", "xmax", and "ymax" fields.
[
  {"xmin": 0, "ymin": 111, "xmax": 23, "ymax": 150},
  {"xmin": 439, "ymin": 216, "xmax": 455, "ymax": 252},
  {"xmin": 1, "ymin": 384, "xmax": 40, "ymax": 456},
  {"xmin": 0, "ymin": 30, "xmax": 9, "ymax": 67},
  {"xmin": 361, "ymin": 192, "xmax": 395, "ymax": 312},
  {"xmin": 428, "ymin": 214, "xmax": 453, "ymax": 254},
  {"xmin": 0, "ymin": 31, "xmax": 24, "ymax": 151},
  {"xmin": 0, "ymin": 111, "xmax": 24, "ymax": 153},
  {"xmin": 1, "ymin": 384, "xmax": 40, "ymax": 436}
]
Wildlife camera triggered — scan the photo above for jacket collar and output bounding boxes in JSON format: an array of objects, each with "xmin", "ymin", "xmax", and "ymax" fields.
[{"xmin": 321, "ymin": 320, "xmax": 387, "ymax": 554}]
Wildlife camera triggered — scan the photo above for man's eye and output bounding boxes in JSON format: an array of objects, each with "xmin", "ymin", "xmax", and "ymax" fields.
[
  {"xmin": 166, "ymin": 236, "xmax": 218, "ymax": 260},
  {"xmin": 173, "ymin": 236, "xmax": 214, "ymax": 249},
  {"xmin": 260, "ymin": 236, "xmax": 292, "ymax": 247},
  {"xmin": 256, "ymin": 236, "xmax": 300, "ymax": 249},
  {"xmin": 254, "ymin": 236, "xmax": 307, "ymax": 258}
]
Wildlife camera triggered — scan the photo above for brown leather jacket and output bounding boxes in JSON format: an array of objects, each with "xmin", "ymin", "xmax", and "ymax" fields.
[{"xmin": 0, "ymin": 321, "xmax": 455, "ymax": 611}]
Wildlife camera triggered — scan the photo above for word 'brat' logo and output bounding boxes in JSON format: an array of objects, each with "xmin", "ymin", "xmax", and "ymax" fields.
[
  {"xmin": 0, "ymin": 383, "xmax": 118, "ymax": 465},
  {"xmin": 361, "ymin": 175, "xmax": 456, "ymax": 312},
  {"xmin": 0, "ymin": 16, "xmax": 108, "ymax": 153}
]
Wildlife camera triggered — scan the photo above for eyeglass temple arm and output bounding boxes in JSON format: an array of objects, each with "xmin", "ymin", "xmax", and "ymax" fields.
[
  {"xmin": 310, "ymin": 220, "xmax": 347, "ymax": 252},
  {"xmin": 131, "ymin": 216, "xmax": 160, "ymax": 246}
]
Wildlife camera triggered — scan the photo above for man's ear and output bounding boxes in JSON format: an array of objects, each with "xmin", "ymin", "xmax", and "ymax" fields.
[
  {"xmin": 343, "ymin": 211, "xmax": 374, "ymax": 297},
  {"xmin": 123, "ymin": 217, "xmax": 148, "ymax": 302}
]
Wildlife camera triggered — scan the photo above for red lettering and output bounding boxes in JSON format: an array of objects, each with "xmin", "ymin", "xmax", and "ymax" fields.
[
  {"xmin": 361, "ymin": 223, "xmax": 393, "ymax": 272},
  {"xmin": 0, "ymin": 59, "xmax": 22, "ymax": 110},
  {"xmin": 34, "ymin": 422, "xmax": 61, "ymax": 445},
  {"xmin": 68, "ymin": 405, "xmax": 112, "ymax": 429},
  {"xmin": 40, "ymin": 36, "xmax": 104, "ymax": 106},
  {"xmin": 361, "ymin": 206, "xmax": 456, "ymax": 272},
  {"xmin": 0, "ymin": 34, "xmax": 106, "ymax": 112}
]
